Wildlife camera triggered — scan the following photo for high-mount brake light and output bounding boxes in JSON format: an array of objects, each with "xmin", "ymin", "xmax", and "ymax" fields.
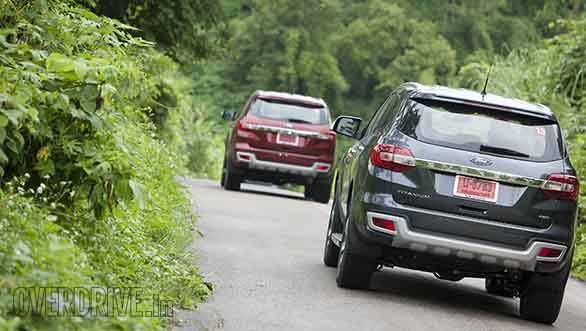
[
  {"xmin": 541, "ymin": 174, "xmax": 579, "ymax": 201},
  {"xmin": 370, "ymin": 144, "xmax": 416, "ymax": 172}
]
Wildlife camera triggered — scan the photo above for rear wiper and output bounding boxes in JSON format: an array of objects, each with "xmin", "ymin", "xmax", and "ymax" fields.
[
  {"xmin": 286, "ymin": 118, "xmax": 313, "ymax": 124},
  {"xmin": 480, "ymin": 144, "xmax": 530, "ymax": 158}
]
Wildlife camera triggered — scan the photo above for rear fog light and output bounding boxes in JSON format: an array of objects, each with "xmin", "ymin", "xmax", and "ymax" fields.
[
  {"xmin": 372, "ymin": 217, "xmax": 396, "ymax": 234},
  {"xmin": 314, "ymin": 163, "xmax": 331, "ymax": 172},
  {"xmin": 237, "ymin": 152, "xmax": 253, "ymax": 162}
]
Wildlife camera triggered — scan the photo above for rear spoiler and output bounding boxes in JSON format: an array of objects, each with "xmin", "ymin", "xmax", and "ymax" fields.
[
  {"xmin": 411, "ymin": 95, "xmax": 557, "ymax": 123},
  {"xmin": 257, "ymin": 96, "xmax": 325, "ymax": 109}
]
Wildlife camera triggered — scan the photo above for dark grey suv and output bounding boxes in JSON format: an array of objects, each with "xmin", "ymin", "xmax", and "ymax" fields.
[{"xmin": 324, "ymin": 83, "xmax": 579, "ymax": 324}]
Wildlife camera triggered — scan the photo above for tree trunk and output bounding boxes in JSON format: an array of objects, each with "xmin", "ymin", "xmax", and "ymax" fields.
[
  {"xmin": 97, "ymin": 0, "xmax": 130, "ymax": 20},
  {"xmin": 573, "ymin": 0, "xmax": 582, "ymax": 17}
]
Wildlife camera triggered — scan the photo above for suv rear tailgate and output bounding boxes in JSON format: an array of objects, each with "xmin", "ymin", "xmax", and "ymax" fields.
[{"xmin": 390, "ymin": 137, "xmax": 571, "ymax": 230}]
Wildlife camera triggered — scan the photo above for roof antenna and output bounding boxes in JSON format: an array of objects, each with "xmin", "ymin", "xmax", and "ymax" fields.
[{"xmin": 480, "ymin": 64, "xmax": 493, "ymax": 98}]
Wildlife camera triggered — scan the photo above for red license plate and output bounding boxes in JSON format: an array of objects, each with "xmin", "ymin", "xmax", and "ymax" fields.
[
  {"xmin": 454, "ymin": 175, "xmax": 499, "ymax": 203},
  {"xmin": 276, "ymin": 133, "xmax": 299, "ymax": 146}
]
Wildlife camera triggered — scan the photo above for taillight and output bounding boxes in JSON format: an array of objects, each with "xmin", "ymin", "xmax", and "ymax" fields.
[
  {"xmin": 541, "ymin": 174, "xmax": 579, "ymax": 201},
  {"xmin": 370, "ymin": 144, "xmax": 416, "ymax": 172},
  {"xmin": 236, "ymin": 121, "xmax": 259, "ymax": 140},
  {"xmin": 236, "ymin": 121, "xmax": 254, "ymax": 131}
]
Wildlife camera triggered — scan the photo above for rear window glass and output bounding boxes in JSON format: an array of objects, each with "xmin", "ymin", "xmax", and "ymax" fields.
[
  {"xmin": 399, "ymin": 100, "xmax": 563, "ymax": 162},
  {"xmin": 249, "ymin": 99, "xmax": 330, "ymax": 125}
]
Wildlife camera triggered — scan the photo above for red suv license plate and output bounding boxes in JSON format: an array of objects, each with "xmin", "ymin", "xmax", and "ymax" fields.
[
  {"xmin": 454, "ymin": 175, "xmax": 499, "ymax": 203},
  {"xmin": 276, "ymin": 132, "xmax": 299, "ymax": 146}
]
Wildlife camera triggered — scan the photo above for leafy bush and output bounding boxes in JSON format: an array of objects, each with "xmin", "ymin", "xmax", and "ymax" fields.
[
  {"xmin": 76, "ymin": 0, "xmax": 225, "ymax": 62},
  {"xmin": 0, "ymin": 1, "xmax": 211, "ymax": 329}
]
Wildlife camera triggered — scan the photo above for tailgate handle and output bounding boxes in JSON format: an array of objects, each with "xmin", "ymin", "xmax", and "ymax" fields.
[{"xmin": 459, "ymin": 205, "xmax": 488, "ymax": 216}]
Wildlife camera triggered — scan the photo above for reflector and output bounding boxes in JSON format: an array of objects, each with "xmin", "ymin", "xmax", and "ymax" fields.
[
  {"xmin": 372, "ymin": 217, "xmax": 396, "ymax": 233},
  {"xmin": 538, "ymin": 247, "xmax": 563, "ymax": 258}
]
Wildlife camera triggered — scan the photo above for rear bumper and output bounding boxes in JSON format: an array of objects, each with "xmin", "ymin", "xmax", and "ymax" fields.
[
  {"xmin": 366, "ymin": 211, "xmax": 567, "ymax": 272},
  {"xmin": 236, "ymin": 151, "xmax": 331, "ymax": 177}
]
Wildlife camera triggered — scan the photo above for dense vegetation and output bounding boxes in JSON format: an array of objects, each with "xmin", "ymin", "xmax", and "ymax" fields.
[
  {"xmin": 0, "ymin": 1, "xmax": 217, "ymax": 329},
  {"xmin": 194, "ymin": 0, "xmax": 586, "ymax": 279}
]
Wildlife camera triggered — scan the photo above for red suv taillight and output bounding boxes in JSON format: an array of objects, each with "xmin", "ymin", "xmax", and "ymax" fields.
[
  {"xmin": 370, "ymin": 144, "xmax": 416, "ymax": 172},
  {"xmin": 541, "ymin": 174, "xmax": 580, "ymax": 201},
  {"xmin": 235, "ymin": 120, "xmax": 259, "ymax": 140},
  {"xmin": 236, "ymin": 120, "xmax": 253, "ymax": 131}
]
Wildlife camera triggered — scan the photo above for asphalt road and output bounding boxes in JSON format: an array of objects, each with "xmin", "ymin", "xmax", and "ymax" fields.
[{"xmin": 175, "ymin": 179, "xmax": 586, "ymax": 331}]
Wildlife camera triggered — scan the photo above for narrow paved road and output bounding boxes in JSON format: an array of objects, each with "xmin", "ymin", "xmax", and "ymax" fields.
[{"xmin": 176, "ymin": 179, "xmax": 586, "ymax": 331}]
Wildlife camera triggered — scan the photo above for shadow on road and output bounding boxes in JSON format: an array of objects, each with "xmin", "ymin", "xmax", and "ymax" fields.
[
  {"xmin": 239, "ymin": 182, "xmax": 307, "ymax": 201},
  {"xmin": 366, "ymin": 267, "xmax": 526, "ymax": 322},
  {"xmin": 240, "ymin": 188, "xmax": 305, "ymax": 201}
]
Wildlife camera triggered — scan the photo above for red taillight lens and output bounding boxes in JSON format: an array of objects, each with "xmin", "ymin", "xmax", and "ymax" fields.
[
  {"xmin": 541, "ymin": 174, "xmax": 580, "ymax": 201},
  {"xmin": 372, "ymin": 217, "xmax": 396, "ymax": 233},
  {"xmin": 538, "ymin": 247, "xmax": 563, "ymax": 258},
  {"xmin": 236, "ymin": 121, "xmax": 259, "ymax": 140},
  {"xmin": 236, "ymin": 121, "xmax": 252, "ymax": 131},
  {"xmin": 370, "ymin": 144, "xmax": 416, "ymax": 172}
]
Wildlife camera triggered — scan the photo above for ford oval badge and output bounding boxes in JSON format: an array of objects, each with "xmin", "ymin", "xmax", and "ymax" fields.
[{"xmin": 470, "ymin": 157, "xmax": 493, "ymax": 167}]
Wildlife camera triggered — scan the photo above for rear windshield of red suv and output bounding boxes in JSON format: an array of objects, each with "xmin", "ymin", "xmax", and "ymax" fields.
[
  {"xmin": 399, "ymin": 99, "xmax": 564, "ymax": 162},
  {"xmin": 249, "ymin": 99, "xmax": 330, "ymax": 125}
]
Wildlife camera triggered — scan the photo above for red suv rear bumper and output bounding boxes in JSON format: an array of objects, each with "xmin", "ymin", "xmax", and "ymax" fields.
[{"xmin": 232, "ymin": 142, "xmax": 333, "ymax": 177}]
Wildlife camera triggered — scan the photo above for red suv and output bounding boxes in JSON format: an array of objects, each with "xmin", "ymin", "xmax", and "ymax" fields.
[{"xmin": 221, "ymin": 90, "xmax": 336, "ymax": 203}]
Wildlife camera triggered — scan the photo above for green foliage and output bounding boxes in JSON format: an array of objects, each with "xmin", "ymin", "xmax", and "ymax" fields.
[
  {"xmin": 228, "ymin": 0, "xmax": 348, "ymax": 106},
  {"xmin": 185, "ymin": 114, "xmax": 225, "ymax": 179},
  {"xmin": 0, "ymin": 1, "xmax": 211, "ymax": 329},
  {"xmin": 395, "ymin": 0, "xmax": 542, "ymax": 59},
  {"xmin": 574, "ymin": 224, "xmax": 586, "ymax": 280},
  {"xmin": 198, "ymin": 0, "xmax": 573, "ymax": 122},
  {"xmin": 77, "ymin": 0, "xmax": 225, "ymax": 62},
  {"xmin": 335, "ymin": 0, "xmax": 456, "ymax": 101}
]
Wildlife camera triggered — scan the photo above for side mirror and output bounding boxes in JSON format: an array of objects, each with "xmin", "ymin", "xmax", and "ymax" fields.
[
  {"xmin": 222, "ymin": 111, "xmax": 237, "ymax": 121},
  {"xmin": 332, "ymin": 116, "xmax": 363, "ymax": 139}
]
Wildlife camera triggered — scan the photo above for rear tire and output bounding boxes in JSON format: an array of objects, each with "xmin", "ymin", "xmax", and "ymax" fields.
[
  {"xmin": 311, "ymin": 177, "xmax": 332, "ymax": 204},
  {"xmin": 223, "ymin": 159, "xmax": 242, "ymax": 191},
  {"xmin": 336, "ymin": 210, "xmax": 376, "ymax": 289},
  {"xmin": 519, "ymin": 261, "xmax": 571, "ymax": 324},
  {"xmin": 323, "ymin": 200, "xmax": 342, "ymax": 267},
  {"xmin": 304, "ymin": 184, "xmax": 313, "ymax": 200},
  {"xmin": 220, "ymin": 158, "xmax": 227, "ymax": 187}
]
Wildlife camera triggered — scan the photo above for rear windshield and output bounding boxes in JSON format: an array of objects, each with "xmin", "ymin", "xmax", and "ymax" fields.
[
  {"xmin": 399, "ymin": 100, "xmax": 564, "ymax": 162},
  {"xmin": 249, "ymin": 99, "xmax": 330, "ymax": 125}
]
